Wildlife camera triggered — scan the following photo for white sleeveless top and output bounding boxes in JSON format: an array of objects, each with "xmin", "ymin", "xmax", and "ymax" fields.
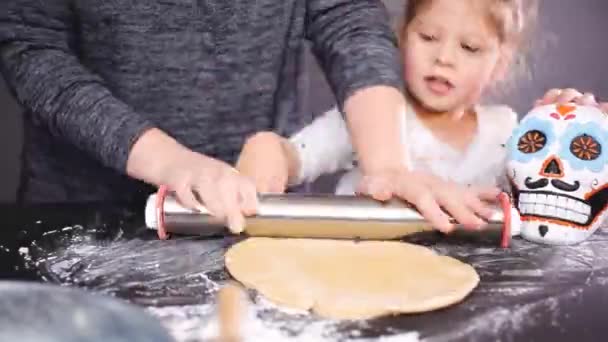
[{"xmin": 289, "ymin": 103, "xmax": 518, "ymax": 195}]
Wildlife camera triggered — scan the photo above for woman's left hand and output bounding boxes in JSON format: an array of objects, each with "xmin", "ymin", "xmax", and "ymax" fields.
[{"xmin": 535, "ymin": 88, "xmax": 607, "ymax": 111}]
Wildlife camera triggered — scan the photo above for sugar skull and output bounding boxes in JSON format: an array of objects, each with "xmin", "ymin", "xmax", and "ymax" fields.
[{"xmin": 506, "ymin": 103, "xmax": 608, "ymax": 245}]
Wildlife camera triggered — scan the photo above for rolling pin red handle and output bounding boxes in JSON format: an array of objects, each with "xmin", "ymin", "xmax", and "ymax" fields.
[
  {"xmin": 156, "ymin": 185, "xmax": 170, "ymax": 240},
  {"xmin": 499, "ymin": 192, "xmax": 512, "ymax": 249}
]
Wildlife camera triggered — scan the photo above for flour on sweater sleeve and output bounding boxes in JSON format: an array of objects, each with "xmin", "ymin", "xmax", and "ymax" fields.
[{"xmin": 288, "ymin": 107, "xmax": 355, "ymax": 185}]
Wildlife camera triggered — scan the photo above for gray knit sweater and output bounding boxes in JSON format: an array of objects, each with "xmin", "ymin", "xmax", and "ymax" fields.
[{"xmin": 0, "ymin": 0, "xmax": 403, "ymax": 203}]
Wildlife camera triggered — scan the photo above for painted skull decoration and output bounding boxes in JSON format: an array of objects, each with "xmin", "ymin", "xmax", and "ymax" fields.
[{"xmin": 507, "ymin": 103, "xmax": 608, "ymax": 245}]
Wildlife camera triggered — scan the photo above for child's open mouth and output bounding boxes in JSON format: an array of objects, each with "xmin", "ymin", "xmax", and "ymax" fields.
[{"xmin": 424, "ymin": 76, "xmax": 454, "ymax": 96}]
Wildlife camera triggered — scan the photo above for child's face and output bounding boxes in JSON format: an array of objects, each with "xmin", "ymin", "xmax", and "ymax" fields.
[{"xmin": 403, "ymin": 0, "xmax": 506, "ymax": 113}]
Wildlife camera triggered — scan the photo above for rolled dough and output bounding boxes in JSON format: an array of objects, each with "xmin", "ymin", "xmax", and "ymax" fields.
[{"xmin": 225, "ymin": 238, "xmax": 479, "ymax": 320}]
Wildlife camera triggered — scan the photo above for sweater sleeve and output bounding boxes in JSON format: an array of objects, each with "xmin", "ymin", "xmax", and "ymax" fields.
[
  {"xmin": 288, "ymin": 107, "xmax": 355, "ymax": 185},
  {"xmin": 305, "ymin": 0, "xmax": 404, "ymax": 109},
  {"xmin": 0, "ymin": 0, "xmax": 155, "ymax": 173}
]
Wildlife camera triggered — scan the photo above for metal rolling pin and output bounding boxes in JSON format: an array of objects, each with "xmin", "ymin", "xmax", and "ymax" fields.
[{"xmin": 145, "ymin": 188, "xmax": 519, "ymax": 247}]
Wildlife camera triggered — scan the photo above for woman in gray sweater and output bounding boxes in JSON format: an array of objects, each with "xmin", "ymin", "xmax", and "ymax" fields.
[{"xmin": 0, "ymin": 0, "xmax": 495, "ymax": 233}]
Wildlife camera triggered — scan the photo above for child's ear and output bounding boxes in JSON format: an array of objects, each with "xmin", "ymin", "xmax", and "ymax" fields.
[{"xmin": 491, "ymin": 46, "xmax": 514, "ymax": 82}]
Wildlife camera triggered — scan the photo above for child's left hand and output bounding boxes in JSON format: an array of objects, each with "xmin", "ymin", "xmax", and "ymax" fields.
[{"xmin": 535, "ymin": 88, "xmax": 607, "ymax": 112}]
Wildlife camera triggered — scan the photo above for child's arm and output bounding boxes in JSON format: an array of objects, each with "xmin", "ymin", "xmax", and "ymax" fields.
[{"xmin": 287, "ymin": 107, "xmax": 355, "ymax": 185}]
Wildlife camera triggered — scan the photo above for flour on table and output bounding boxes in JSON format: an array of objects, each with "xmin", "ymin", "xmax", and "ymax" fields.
[
  {"xmin": 147, "ymin": 296, "xmax": 421, "ymax": 342},
  {"xmin": 21, "ymin": 223, "xmax": 608, "ymax": 342}
]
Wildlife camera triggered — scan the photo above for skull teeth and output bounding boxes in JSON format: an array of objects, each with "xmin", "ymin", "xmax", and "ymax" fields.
[{"xmin": 518, "ymin": 193, "xmax": 591, "ymax": 225}]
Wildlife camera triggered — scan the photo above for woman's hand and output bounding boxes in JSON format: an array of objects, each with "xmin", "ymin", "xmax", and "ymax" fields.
[
  {"xmin": 127, "ymin": 128, "xmax": 258, "ymax": 234},
  {"xmin": 162, "ymin": 150, "xmax": 258, "ymax": 234},
  {"xmin": 535, "ymin": 88, "xmax": 607, "ymax": 111}
]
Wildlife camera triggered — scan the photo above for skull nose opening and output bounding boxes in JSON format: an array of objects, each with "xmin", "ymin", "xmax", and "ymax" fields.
[
  {"xmin": 540, "ymin": 156, "xmax": 564, "ymax": 178},
  {"xmin": 544, "ymin": 160, "xmax": 561, "ymax": 174},
  {"xmin": 539, "ymin": 225, "xmax": 549, "ymax": 237}
]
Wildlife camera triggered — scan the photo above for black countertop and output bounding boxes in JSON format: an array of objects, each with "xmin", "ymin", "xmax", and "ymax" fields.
[{"xmin": 1, "ymin": 202, "xmax": 608, "ymax": 341}]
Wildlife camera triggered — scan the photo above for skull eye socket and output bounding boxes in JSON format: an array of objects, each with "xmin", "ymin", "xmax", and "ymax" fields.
[
  {"xmin": 517, "ymin": 130, "xmax": 547, "ymax": 154},
  {"xmin": 570, "ymin": 134, "xmax": 601, "ymax": 160}
]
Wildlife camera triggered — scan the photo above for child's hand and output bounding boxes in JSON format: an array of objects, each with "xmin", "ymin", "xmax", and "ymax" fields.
[
  {"xmin": 356, "ymin": 170, "xmax": 499, "ymax": 233},
  {"xmin": 236, "ymin": 132, "xmax": 293, "ymax": 194}
]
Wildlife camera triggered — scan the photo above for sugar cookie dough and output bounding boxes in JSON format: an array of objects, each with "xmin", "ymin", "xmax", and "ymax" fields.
[{"xmin": 225, "ymin": 238, "xmax": 479, "ymax": 320}]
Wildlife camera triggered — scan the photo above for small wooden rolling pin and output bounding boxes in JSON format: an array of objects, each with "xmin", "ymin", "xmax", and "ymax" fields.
[
  {"xmin": 145, "ymin": 186, "xmax": 519, "ymax": 248},
  {"xmin": 216, "ymin": 282, "xmax": 248, "ymax": 342}
]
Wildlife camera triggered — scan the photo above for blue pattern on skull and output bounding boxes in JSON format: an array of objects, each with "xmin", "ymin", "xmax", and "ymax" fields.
[
  {"xmin": 558, "ymin": 122, "xmax": 606, "ymax": 173},
  {"xmin": 507, "ymin": 117, "xmax": 556, "ymax": 163}
]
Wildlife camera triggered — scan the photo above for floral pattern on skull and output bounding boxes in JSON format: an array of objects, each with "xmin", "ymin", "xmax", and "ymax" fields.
[{"xmin": 506, "ymin": 104, "xmax": 608, "ymax": 245}]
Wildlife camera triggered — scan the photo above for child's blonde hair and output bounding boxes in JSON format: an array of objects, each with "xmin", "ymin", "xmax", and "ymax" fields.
[{"xmin": 399, "ymin": 0, "xmax": 539, "ymax": 88}]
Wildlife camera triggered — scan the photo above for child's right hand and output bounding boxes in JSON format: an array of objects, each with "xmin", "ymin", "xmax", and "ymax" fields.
[
  {"xmin": 236, "ymin": 132, "xmax": 294, "ymax": 194},
  {"xmin": 356, "ymin": 170, "xmax": 499, "ymax": 233}
]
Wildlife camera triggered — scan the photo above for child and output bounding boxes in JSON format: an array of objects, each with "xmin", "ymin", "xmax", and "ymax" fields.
[{"xmin": 237, "ymin": 0, "xmax": 554, "ymax": 229}]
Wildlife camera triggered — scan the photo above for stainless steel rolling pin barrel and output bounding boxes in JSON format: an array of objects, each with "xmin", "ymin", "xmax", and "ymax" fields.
[{"xmin": 146, "ymin": 189, "xmax": 517, "ymax": 247}]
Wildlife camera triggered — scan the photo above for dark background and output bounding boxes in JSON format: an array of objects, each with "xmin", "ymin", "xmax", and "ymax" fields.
[{"xmin": 1, "ymin": 0, "xmax": 607, "ymax": 203}]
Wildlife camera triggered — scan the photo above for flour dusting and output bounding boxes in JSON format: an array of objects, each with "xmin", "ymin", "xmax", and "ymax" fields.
[
  {"xmin": 148, "ymin": 299, "xmax": 420, "ymax": 342},
  {"xmin": 147, "ymin": 282, "xmax": 421, "ymax": 342},
  {"xmin": 19, "ymin": 224, "xmax": 608, "ymax": 342}
]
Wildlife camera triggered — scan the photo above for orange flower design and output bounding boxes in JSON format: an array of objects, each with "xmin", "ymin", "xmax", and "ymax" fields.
[
  {"xmin": 518, "ymin": 130, "xmax": 546, "ymax": 153},
  {"xmin": 571, "ymin": 135, "xmax": 601, "ymax": 160}
]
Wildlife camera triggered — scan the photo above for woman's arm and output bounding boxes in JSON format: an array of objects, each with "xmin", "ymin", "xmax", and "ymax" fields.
[
  {"xmin": 0, "ymin": 0, "xmax": 187, "ymax": 186},
  {"xmin": 305, "ymin": 0, "xmax": 408, "ymax": 175}
]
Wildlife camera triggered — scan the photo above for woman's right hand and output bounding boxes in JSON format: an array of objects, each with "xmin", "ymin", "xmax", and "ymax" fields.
[
  {"xmin": 356, "ymin": 169, "xmax": 500, "ymax": 233},
  {"xmin": 162, "ymin": 150, "xmax": 259, "ymax": 234},
  {"xmin": 127, "ymin": 128, "xmax": 258, "ymax": 234}
]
